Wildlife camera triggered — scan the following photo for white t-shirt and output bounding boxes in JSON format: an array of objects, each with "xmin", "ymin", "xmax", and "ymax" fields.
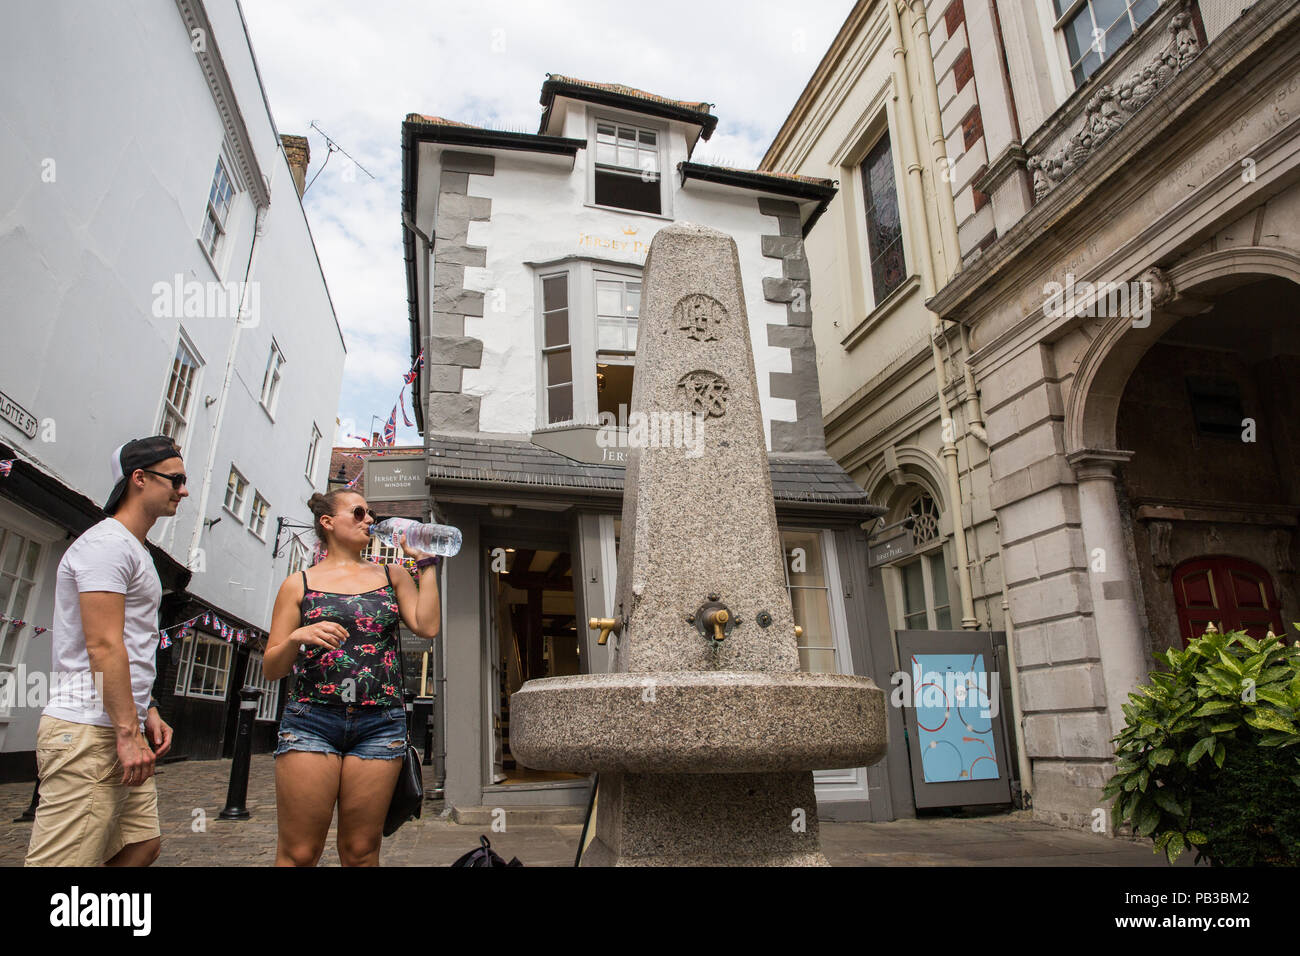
[{"xmin": 44, "ymin": 517, "xmax": 162, "ymax": 730}]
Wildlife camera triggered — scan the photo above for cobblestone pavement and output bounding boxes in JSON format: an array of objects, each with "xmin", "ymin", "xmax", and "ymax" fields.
[{"xmin": 0, "ymin": 756, "xmax": 1187, "ymax": 867}]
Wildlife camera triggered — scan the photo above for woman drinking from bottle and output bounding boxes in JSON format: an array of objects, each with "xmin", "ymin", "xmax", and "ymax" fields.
[{"xmin": 263, "ymin": 489, "xmax": 441, "ymax": 866}]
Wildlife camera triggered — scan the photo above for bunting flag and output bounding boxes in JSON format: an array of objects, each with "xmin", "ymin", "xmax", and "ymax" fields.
[
  {"xmin": 1, "ymin": 615, "xmax": 47, "ymax": 635},
  {"xmin": 0, "ymin": 460, "xmax": 13, "ymax": 477},
  {"xmin": 403, "ymin": 349, "xmax": 425, "ymax": 385},
  {"xmin": 159, "ymin": 631, "xmax": 172, "ymax": 650},
  {"xmin": 382, "ymin": 405, "xmax": 397, "ymax": 446}
]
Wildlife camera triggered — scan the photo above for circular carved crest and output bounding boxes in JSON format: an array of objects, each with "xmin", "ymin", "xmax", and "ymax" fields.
[
  {"xmin": 673, "ymin": 294, "xmax": 727, "ymax": 342},
  {"xmin": 676, "ymin": 370, "xmax": 729, "ymax": 418}
]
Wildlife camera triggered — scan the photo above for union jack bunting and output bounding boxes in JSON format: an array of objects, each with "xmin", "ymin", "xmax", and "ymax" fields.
[
  {"xmin": 402, "ymin": 349, "xmax": 425, "ymax": 385},
  {"xmin": 0, "ymin": 460, "xmax": 13, "ymax": 477},
  {"xmin": 382, "ymin": 405, "xmax": 397, "ymax": 446}
]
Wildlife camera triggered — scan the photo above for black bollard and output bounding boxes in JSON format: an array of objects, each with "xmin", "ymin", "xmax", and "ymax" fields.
[
  {"xmin": 413, "ymin": 697, "xmax": 433, "ymax": 765},
  {"xmin": 14, "ymin": 779, "xmax": 39, "ymax": 822},
  {"xmin": 219, "ymin": 687, "xmax": 262, "ymax": 820}
]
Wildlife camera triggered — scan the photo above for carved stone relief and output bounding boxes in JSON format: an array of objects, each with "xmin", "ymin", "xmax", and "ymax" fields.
[
  {"xmin": 673, "ymin": 293, "xmax": 727, "ymax": 342},
  {"xmin": 677, "ymin": 370, "xmax": 729, "ymax": 418},
  {"xmin": 1027, "ymin": 9, "xmax": 1201, "ymax": 200}
]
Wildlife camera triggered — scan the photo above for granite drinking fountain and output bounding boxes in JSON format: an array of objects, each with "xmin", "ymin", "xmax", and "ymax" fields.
[{"xmin": 509, "ymin": 222, "xmax": 887, "ymax": 866}]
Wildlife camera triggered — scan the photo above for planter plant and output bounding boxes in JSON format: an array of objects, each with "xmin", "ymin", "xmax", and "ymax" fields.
[{"xmin": 1104, "ymin": 625, "xmax": 1300, "ymax": 865}]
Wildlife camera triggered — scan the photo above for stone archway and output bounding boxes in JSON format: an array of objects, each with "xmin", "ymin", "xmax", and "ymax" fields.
[
  {"xmin": 1065, "ymin": 247, "xmax": 1300, "ymax": 456},
  {"xmin": 1059, "ymin": 247, "xmax": 1300, "ymax": 735}
]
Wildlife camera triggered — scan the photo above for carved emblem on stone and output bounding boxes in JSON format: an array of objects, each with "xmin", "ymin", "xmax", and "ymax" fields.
[
  {"xmin": 1137, "ymin": 266, "xmax": 1174, "ymax": 307},
  {"xmin": 1149, "ymin": 520, "xmax": 1173, "ymax": 581},
  {"xmin": 677, "ymin": 370, "xmax": 729, "ymax": 418},
  {"xmin": 1027, "ymin": 9, "xmax": 1201, "ymax": 200},
  {"xmin": 673, "ymin": 293, "xmax": 727, "ymax": 341}
]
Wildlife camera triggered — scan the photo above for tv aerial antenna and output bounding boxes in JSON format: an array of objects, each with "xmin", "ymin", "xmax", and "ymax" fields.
[{"xmin": 304, "ymin": 120, "xmax": 376, "ymax": 193}]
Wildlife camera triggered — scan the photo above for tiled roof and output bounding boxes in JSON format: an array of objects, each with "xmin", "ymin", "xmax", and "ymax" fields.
[
  {"xmin": 542, "ymin": 75, "xmax": 713, "ymax": 115},
  {"xmin": 405, "ymin": 113, "xmax": 483, "ymax": 129},
  {"xmin": 427, "ymin": 436, "xmax": 874, "ymax": 506}
]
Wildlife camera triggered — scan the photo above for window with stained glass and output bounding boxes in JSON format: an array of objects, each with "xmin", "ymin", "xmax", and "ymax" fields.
[{"xmin": 861, "ymin": 131, "xmax": 907, "ymax": 303}]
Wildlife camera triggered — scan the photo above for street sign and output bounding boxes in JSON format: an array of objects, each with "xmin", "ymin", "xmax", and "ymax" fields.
[{"xmin": 0, "ymin": 388, "xmax": 38, "ymax": 439}]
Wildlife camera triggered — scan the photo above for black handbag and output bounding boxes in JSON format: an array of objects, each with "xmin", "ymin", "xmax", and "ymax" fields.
[{"xmin": 383, "ymin": 568, "xmax": 423, "ymax": 837}]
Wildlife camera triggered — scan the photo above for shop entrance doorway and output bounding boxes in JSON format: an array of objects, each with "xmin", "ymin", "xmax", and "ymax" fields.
[{"xmin": 485, "ymin": 542, "xmax": 587, "ymax": 786}]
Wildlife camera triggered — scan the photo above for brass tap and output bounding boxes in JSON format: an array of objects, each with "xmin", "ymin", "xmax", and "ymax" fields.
[
  {"xmin": 703, "ymin": 608, "xmax": 729, "ymax": 642},
  {"xmin": 588, "ymin": 617, "xmax": 622, "ymax": 645}
]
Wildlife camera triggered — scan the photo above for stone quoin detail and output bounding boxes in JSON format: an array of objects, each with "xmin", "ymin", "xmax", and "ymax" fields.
[
  {"xmin": 677, "ymin": 369, "xmax": 729, "ymax": 418},
  {"xmin": 673, "ymin": 293, "xmax": 727, "ymax": 341}
]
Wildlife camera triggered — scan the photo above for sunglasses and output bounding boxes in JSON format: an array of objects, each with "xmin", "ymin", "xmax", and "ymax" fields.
[
  {"xmin": 140, "ymin": 469, "xmax": 188, "ymax": 490},
  {"xmin": 337, "ymin": 505, "xmax": 376, "ymax": 523}
]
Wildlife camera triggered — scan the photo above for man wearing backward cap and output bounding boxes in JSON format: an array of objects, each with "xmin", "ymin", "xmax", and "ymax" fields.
[{"xmin": 25, "ymin": 436, "xmax": 184, "ymax": 866}]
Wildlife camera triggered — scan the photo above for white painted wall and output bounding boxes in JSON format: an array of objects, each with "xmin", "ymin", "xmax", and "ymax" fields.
[
  {"xmin": 0, "ymin": 0, "xmax": 345, "ymax": 752},
  {"xmin": 426, "ymin": 98, "xmax": 803, "ymax": 450}
]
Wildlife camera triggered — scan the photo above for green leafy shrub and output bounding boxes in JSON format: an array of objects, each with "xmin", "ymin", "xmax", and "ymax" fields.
[{"xmin": 1104, "ymin": 626, "xmax": 1300, "ymax": 865}]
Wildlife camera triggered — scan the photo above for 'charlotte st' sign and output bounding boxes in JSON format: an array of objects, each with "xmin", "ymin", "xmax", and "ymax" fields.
[{"xmin": 0, "ymin": 388, "xmax": 38, "ymax": 439}]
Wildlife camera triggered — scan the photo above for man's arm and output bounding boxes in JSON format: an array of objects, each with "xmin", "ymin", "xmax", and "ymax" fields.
[{"xmin": 80, "ymin": 591, "xmax": 155, "ymax": 785}]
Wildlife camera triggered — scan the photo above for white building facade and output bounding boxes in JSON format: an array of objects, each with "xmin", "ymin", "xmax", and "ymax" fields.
[
  {"xmin": 0, "ymin": 0, "xmax": 346, "ymax": 774},
  {"xmin": 402, "ymin": 77, "xmax": 919, "ymax": 821}
]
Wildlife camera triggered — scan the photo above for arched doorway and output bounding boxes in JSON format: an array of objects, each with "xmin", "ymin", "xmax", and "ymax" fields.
[
  {"xmin": 1171, "ymin": 556, "xmax": 1284, "ymax": 644},
  {"xmin": 1064, "ymin": 252, "xmax": 1300, "ymax": 661}
]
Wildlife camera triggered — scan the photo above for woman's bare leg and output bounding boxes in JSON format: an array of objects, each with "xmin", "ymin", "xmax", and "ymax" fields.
[
  {"xmin": 275, "ymin": 751, "xmax": 341, "ymax": 866},
  {"xmin": 336, "ymin": 755, "xmax": 402, "ymax": 866}
]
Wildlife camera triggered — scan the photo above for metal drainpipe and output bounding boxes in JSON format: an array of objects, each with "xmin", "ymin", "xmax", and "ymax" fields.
[
  {"xmin": 995, "ymin": 516, "xmax": 1034, "ymax": 805},
  {"xmin": 905, "ymin": 0, "xmax": 963, "ymax": 264},
  {"xmin": 186, "ymin": 198, "xmax": 271, "ymax": 572},
  {"xmin": 401, "ymin": 210, "xmax": 443, "ymax": 794},
  {"xmin": 888, "ymin": 0, "xmax": 979, "ymax": 630}
]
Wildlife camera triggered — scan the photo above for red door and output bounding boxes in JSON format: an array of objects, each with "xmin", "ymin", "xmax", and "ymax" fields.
[{"xmin": 1171, "ymin": 556, "xmax": 1284, "ymax": 645}]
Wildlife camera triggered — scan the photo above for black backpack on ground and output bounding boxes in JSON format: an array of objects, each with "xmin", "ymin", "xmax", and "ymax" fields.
[{"xmin": 451, "ymin": 835, "xmax": 523, "ymax": 867}]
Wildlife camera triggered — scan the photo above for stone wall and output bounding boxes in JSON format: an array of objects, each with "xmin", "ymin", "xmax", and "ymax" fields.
[
  {"xmin": 759, "ymin": 197, "xmax": 825, "ymax": 453},
  {"xmin": 428, "ymin": 150, "xmax": 493, "ymax": 433}
]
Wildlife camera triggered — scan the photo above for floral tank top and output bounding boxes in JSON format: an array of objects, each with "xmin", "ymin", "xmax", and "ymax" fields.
[{"xmin": 291, "ymin": 567, "xmax": 404, "ymax": 707}]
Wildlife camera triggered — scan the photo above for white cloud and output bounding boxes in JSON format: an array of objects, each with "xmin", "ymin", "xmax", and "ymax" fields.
[{"xmin": 240, "ymin": 0, "xmax": 855, "ymax": 446}]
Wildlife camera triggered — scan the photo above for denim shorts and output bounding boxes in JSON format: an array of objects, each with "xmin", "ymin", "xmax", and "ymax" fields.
[{"xmin": 274, "ymin": 701, "xmax": 408, "ymax": 761}]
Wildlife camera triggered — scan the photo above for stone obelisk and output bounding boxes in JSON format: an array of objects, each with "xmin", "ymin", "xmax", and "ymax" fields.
[{"xmin": 509, "ymin": 223, "xmax": 887, "ymax": 866}]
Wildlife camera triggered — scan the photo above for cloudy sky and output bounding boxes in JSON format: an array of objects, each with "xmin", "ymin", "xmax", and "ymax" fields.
[{"xmin": 239, "ymin": 0, "xmax": 857, "ymax": 446}]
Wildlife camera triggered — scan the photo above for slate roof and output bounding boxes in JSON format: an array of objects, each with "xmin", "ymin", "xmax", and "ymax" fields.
[{"xmin": 427, "ymin": 436, "xmax": 877, "ymax": 508}]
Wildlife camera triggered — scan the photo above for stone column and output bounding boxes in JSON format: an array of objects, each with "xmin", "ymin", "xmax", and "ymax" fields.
[
  {"xmin": 442, "ymin": 506, "xmax": 484, "ymax": 810},
  {"xmin": 1067, "ymin": 449, "xmax": 1149, "ymax": 740}
]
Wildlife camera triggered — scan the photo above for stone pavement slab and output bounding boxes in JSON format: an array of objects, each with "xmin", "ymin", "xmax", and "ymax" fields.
[{"xmin": 0, "ymin": 756, "xmax": 1187, "ymax": 867}]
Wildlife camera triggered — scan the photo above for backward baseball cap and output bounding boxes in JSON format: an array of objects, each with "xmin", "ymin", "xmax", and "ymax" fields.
[{"xmin": 104, "ymin": 436, "xmax": 182, "ymax": 515}]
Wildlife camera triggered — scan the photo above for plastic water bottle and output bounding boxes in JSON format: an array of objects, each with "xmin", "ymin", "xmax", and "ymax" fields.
[{"xmin": 369, "ymin": 518, "xmax": 462, "ymax": 556}]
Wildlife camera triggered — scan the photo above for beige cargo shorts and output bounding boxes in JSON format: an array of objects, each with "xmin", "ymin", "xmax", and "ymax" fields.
[{"xmin": 24, "ymin": 715, "xmax": 160, "ymax": 866}]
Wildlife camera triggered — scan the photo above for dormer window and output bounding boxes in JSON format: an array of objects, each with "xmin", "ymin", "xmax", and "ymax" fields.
[{"xmin": 593, "ymin": 120, "xmax": 661, "ymax": 214}]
